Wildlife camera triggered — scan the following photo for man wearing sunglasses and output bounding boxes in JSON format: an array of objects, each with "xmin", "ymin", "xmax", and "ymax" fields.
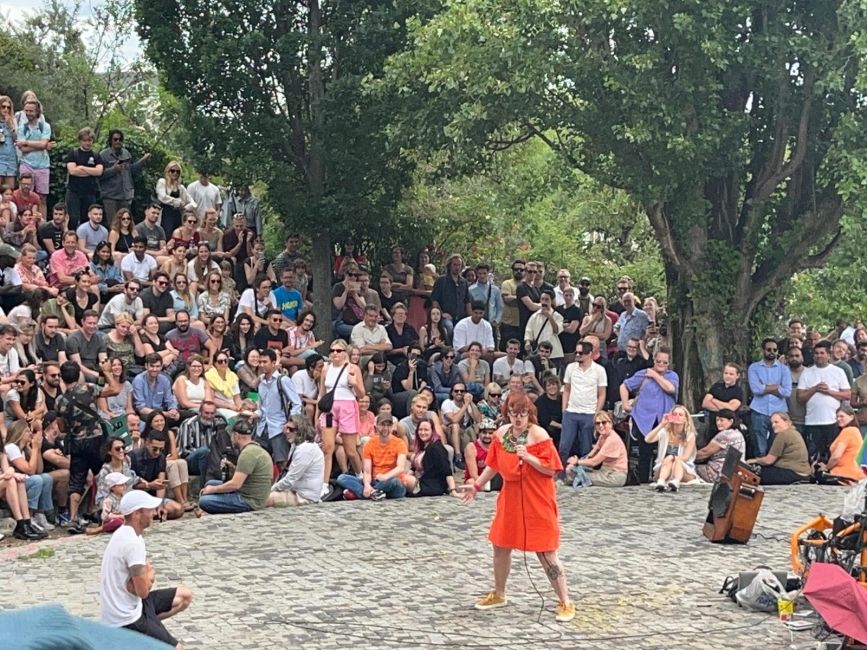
[
  {"xmin": 97, "ymin": 128, "xmax": 151, "ymax": 222},
  {"xmin": 100, "ymin": 280, "xmax": 144, "ymax": 329}
]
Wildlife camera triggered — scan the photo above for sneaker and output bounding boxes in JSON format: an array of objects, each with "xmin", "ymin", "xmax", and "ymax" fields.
[
  {"xmin": 555, "ymin": 601, "xmax": 576, "ymax": 622},
  {"xmin": 474, "ymin": 591, "xmax": 507, "ymax": 610},
  {"xmin": 342, "ymin": 489, "xmax": 357, "ymax": 501},
  {"xmin": 667, "ymin": 480, "xmax": 680, "ymax": 493},
  {"xmin": 369, "ymin": 489, "xmax": 386, "ymax": 501},
  {"xmin": 454, "ymin": 455, "xmax": 466, "ymax": 470},
  {"xmin": 320, "ymin": 483, "xmax": 331, "ymax": 499},
  {"xmin": 654, "ymin": 481, "xmax": 666, "ymax": 492},
  {"xmin": 67, "ymin": 522, "xmax": 87, "ymax": 536},
  {"xmin": 56, "ymin": 511, "xmax": 71, "ymax": 527},
  {"xmin": 32, "ymin": 513, "xmax": 55, "ymax": 531}
]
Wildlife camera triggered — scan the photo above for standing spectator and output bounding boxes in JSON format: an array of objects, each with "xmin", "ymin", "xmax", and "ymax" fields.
[
  {"xmin": 255, "ymin": 348, "xmax": 302, "ymax": 470},
  {"xmin": 560, "ymin": 341, "xmax": 607, "ymax": 469},
  {"xmin": 16, "ymin": 98, "xmax": 52, "ymax": 217},
  {"xmin": 515, "ymin": 262, "xmax": 542, "ymax": 343},
  {"xmin": 579, "ymin": 297, "xmax": 613, "ymax": 360},
  {"xmin": 292, "ymin": 353, "xmax": 324, "ymax": 421},
  {"xmin": 556, "ymin": 286, "xmax": 583, "ymax": 365},
  {"xmin": 0, "ymin": 96, "xmax": 17, "ymax": 188},
  {"xmin": 797, "ymin": 340, "xmax": 851, "ymax": 461},
  {"xmin": 186, "ymin": 170, "xmax": 222, "ymax": 222},
  {"xmin": 468, "ymin": 263, "xmax": 503, "ymax": 338},
  {"xmin": 700, "ymin": 363, "xmax": 744, "ymax": 437},
  {"xmin": 552, "ymin": 269, "xmax": 572, "ymax": 307},
  {"xmin": 620, "ymin": 348, "xmax": 679, "ymax": 483},
  {"xmin": 613, "ymin": 292, "xmax": 650, "ymax": 352},
  {"xmin": 272, "ymin": 234, "xmax": 303, "ymax": 278},
  {"xmin": 498, "ymin": 260, "xmax": 524, "ymax": 352},
  {"xmin": 430, "ymin": 253, "xmax": 471, "ymax": 335},
  {"xmin": 609, "ymin": 276, "xmax": 634, "ymax": 315},
  {"xmin": 831, "ymin": 339, "xmax": 856, "ymax": 387},
  {"xmin": 747, "ymin": 338, "xmax": 792, "ymax": 457},
  {"xmin": 97, "ymin": 129, "xmax": 150, "ymax": 222},
  {"xmin": 524, "ymin": 291, "xmax": 563, "ymax": 373},
  {"xmin": 65, "ymin": 127, "xmax": 103, "ymax": 229},
  {"xmin": 786, "ymin": 346, "xmax": 808, "ymax": 431},
  {"xmin": 382, "ymin": 245, "xmax": 414, "ymax": 304},
  {"xmin": 220, "ymin": 184, "xmax": 261, "ymax": 234}
]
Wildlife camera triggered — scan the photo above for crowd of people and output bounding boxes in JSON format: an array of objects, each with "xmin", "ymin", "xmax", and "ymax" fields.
[{"xmin": 0, "ymin": 92, "xmax": 866, "ymax": 645}]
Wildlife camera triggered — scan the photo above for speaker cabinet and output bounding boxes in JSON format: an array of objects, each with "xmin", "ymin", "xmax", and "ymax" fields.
[{"xmin": 703, "ymin": 446, "xmax": 764, "ymax": 544}]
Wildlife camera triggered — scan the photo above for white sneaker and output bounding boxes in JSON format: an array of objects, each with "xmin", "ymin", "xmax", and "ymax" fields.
[
  {"xmin": 321, "ymin": 483, "xmax": 331, "ymax": 498},
  {"xmin": 33, "ymin": 513, "xmax": 55, "ymax": 531}
]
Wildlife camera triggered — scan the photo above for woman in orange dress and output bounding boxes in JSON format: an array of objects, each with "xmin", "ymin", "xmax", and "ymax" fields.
[{"xmin": 461, "ymin": 392, "xmax": 576, "ymax": 622}]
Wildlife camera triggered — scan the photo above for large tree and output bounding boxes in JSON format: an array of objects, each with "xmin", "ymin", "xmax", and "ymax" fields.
[
  {"xmin": 135, "ymin": 0, "xmax": 439, "ymax": 338},
  {"xmin": 385, "ymin": 0, "xmax": 867, "ymax": 403}
]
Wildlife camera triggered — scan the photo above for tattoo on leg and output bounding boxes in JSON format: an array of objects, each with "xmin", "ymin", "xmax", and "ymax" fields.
[{"xmin": 545, "ymin": 562, "xmax": 564, "ymax": 581}]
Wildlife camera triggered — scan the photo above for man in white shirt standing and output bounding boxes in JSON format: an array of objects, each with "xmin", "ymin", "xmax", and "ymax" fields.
[
  {"xmin": 100, "ymin": 490, "xmax": 192, "ymax": 649},
  {"xmin": 186, "ymin": 170, "xmax": 222, "ymax": 221},
  {"xmin": 559, "ymin": 340, "xmax": 607, "ymax": 474},
  {"xmin": 797, "ymin": 340, "xmax": 851, "ymax": 461}
]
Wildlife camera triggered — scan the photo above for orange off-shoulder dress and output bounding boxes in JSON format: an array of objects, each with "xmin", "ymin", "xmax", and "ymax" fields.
[{"xmin": 486, "ymin": 434, "xmax": 563, "ymax": 552}]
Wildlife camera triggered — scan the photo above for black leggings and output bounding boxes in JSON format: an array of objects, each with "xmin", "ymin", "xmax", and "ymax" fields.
[{"xmin": 761, "ymin": 465, "xmax": 809, "ymax": 485}]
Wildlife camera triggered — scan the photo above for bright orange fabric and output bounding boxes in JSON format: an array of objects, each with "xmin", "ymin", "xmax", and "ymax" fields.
[
  {"xmin": 486, "ymin": 435, "xmax": 563, "ymax": 552},
  {"xmin": 830, "ymin": 426, "xmax": 864, "ymax": 481},
  {"xmin": 362, "ymin": 435, "xmax": 408, "ymax": 478}
]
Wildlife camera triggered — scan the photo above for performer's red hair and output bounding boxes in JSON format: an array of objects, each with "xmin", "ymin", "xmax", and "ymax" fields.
[{"xmin": 501, "ymin": 392, "xmax": 538, "ymax": 425}]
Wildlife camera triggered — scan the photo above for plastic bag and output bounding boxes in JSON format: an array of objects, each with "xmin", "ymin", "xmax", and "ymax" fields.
[
  {"xmin": 841, "ymin": 479, "xmax": 867, "ymax": 518},
  {"xmin": 735, "ymin": 569, "xmax": 785, "ymax": 612}
]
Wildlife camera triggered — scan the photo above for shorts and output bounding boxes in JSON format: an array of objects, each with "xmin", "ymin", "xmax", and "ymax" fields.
[
  {"xmin": 0, "ymin": 156, "xmax": 16, "ymax": 177},
  {"xmin": 269, "ymin": 431, "xmax": 291, "ymax": 463},
  {"xmin": 123, "ymin": 587, "xmax": 178, "ymax": 646},
  {"xmin": 69, "ymin": 436, "xmax": 107, "ymax": 495},
  {"xmin": 318, "ymin": 399, "xmax": 360, "ymax": 434},
  {"xmin": 18, "ymin": 162, "xmax": 48, "ymax": 195}
]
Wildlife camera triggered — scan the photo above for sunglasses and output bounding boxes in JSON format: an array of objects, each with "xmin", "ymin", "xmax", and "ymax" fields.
[
  {"xmin": 170, "ymin": 169, "xmax": 180, "ymax": 173},
  {"xmin": 120, "ymin": 216, "xmax": 131, "ymax": 221},
  {"xmin": 216, "ymin": 358, "xmax": 229, "ymax": 364},
  {"xmin": 444, "ymin": 354, "xmax": 455, "ymax": 359},
  {"xmin": 329, "ymin": 348, "xmax": 345, "ymax": 354},
  {"xmin": 489, "ymin": 392, "xmax": 502, "ymax": 396},
  {"xmin": 210, "ymin": 279, "xmax": 222, "ymax": 284},
  {"xmin": 452, "ymin": 389, "xmax": 465, "ymax": 393},
  {"xmin": 594, "ymin": 421, "xmax": 608, "ymax": 426},
  {"xmin": 186, "ymin": 219, "xmax": 197, "ymax": 224},
  {"xmin": 112, "ymin": 447, "xmax": 125, "ymax": 452},
  {"xmin": 512, "ymin": 267, "xmax": 525, "ymax": 272},
  {"xmin": 286, "ymin": 426, "xmax": 298, "ymax": 433},
  {"xmin": 157, "ymin": 281, "xmax": 168, "ymax": 287}
]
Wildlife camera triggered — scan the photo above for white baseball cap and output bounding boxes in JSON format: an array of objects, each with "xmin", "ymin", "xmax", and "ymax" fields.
[
  {"xmin": 120, "ymin": 490, "xmax": 164, "ymax": 515},
  {"xmin": 104, "ymin": 472, "xmax": 129, "ymax": 489}
]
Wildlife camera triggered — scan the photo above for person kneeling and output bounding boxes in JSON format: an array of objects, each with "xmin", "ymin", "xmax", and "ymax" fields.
[
  {"xmin": 336, "ymin": 413, "xmax": 408, "ymax": 500},
  {"xmin": 197, "ymin": 418, "xmax": 273, "ymax": 514},
  {"xmin": 564, "ymin": 411, "xmax": 627, "ymax": 487},
  {"xmin": 268, "ymin": 416, "xmax": 324, "ymax": 506}
]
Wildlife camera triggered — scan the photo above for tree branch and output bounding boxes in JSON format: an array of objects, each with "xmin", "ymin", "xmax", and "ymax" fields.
[{"xmin": 644, "ymin": 202, "xmax": 692, "ymax": 278}]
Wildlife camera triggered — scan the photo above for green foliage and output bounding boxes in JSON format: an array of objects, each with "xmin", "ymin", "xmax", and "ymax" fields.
[{"xmin": 384, "ymin": 0, "xmax": 867, "ymax": 389}]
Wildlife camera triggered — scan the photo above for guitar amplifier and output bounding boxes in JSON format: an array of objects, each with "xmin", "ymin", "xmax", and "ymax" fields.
[{"xmin": 703, "ymin": 446, "xmax": 764, "ymax": 544}]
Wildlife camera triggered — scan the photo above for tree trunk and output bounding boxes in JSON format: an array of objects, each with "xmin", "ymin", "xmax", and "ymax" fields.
[{"xmin": 311, "ymin": 233, "xmax": 333, "ymax": 345}]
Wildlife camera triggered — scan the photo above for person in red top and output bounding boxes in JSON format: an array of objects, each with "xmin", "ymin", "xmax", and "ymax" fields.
[
  {"xmin": 461, "ymin": 392, "xmax": 576, "ymax": 623},
  {"xmin": 463, "ymin": 418, "xmax": 502, "ymax": 492},
  {"xmin": 11, "ymin": 172, "xmax": 41, "ymax": 214}
]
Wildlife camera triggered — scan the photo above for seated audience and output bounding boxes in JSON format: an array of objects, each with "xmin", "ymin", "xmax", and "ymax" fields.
[
  {"xmin": 336, "ymin": 413, "xmax": 408, "ymax": 501},
  {"xmin": 408, "ymin": 420, "xmax": 457, "ymax": 497},
  {"xmin": 564, "ymin": 411, "xmax": 627, "ymax": 487},
  {"xmin": 645, "ymin": 405, "xmax": 696, "ymax": 492},
  {"xmin": 813, "ymin": 405, "xmax": 863, "ymax": 483},
  {"xmin": 268, "ymin": 416, "xmax": 324, "ymax": 506},
  {"xmin": 746, "ymin": 412, "xmax": 812, "ymax": 485},
  {"xmin": 694, "ymin": 409, "xmax": 746, "ymax": 483}
]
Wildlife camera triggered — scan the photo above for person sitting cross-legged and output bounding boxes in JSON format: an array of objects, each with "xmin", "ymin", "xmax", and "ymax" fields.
[
  {"xmin": 336, "ymin": 412, "xmax": 408, "ymax": 501},
  {"xmin": 564, "ymin": 411, "xmax": 627, "ymax": 487},
  {"xmin": 268, "ymin": 415, "xmax": 324, "ymax": 506},
  {"xmin": 196, "ymin": 418, "xmax": 273, "ymax": 514}
]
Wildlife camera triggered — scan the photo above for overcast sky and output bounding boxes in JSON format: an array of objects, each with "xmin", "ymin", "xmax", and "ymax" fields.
[{"xmin": 0, "ymin": 0, "xmax": 142, "ymax": 64}]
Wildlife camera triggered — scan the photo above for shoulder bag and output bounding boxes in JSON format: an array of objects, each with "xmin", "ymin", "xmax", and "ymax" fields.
[{"xmin": 318, "ymin": 363, "xmax": 347, "ymax": 413}]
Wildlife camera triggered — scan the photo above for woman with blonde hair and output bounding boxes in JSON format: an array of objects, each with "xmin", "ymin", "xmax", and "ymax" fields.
[
  {"xmin": 645, "ymin": 404, "xmax": 697, "ymax": 492},
  {"xmin": 156, "ymin": 160, "xmax": 196, "ymax": 235},
  {"xmin": 579, "ymin": 296, "xmax": 613, "ymax": 359},
  {"xmin": 15, "ymin": 243, "xmax": 55, "ymax": 296},
  {"xmin": 171, "ymin": 209, "xmax": 200, "ymax": 255},
  {"xmin": 564, "ymin": 411, "xmax": 628, "ymax": 487},
  {"xmin": 0, "ymin": 96, "xmax": 17, "ymax": 186}
]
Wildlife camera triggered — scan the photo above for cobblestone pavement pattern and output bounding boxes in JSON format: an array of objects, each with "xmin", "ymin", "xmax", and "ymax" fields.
[{"xmin": 0, "ymin": 484, "xmax": 851, "ymax": 649}]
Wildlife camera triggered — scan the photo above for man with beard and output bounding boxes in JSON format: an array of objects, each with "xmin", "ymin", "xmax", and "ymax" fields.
[
  {"xmin": 35, "ymin": 315, "xmax": 67, "ymax": 364},
  {"xmin": 463, "ymin": 418, "xmax": 502, "ymax": 491},
  {"xmin": 498, "ymin": 260, "xmax": 525, "ymax": 352},
  {"xmin": 292, "ymin": 353, "xmax": 324, "ymax": 421},
  {"xmin": 786, "ymin": 347, "xmax": 807, "ymax": 432},
  {"xmin": 797, "ymin": 341, "xmax": 851, "ymax": 461},
  {"xmin": 165, "ymin": 310, "xmax": 211, "ymax": 363},
  {"xmin": 66, "ymin": 311, "xmax": 108, "ymax": 383},
  {"xmin": 516, "ymin": 262, "xmax": 542, "ymax": 343},
  {"xmin": 40, "ymin": 361, "xmax": 63, "ymax": 411},
  {"xmin": 100, "ymin": 280, "xmax": 145, "ymax": 328},
  {"xmin": 747, "ymin": 337, "xmax": 792, "ymax": 457},
  {"xmin": 575, "ymin": 277, "xmax": 594, "ymax": 315},
  {"xmin": 430, "ymin": 253, "xmax": 471, "ymax": 335},
  {"xmin": 176, "ymin": 400, "xmax": 229, "ymax": 478}
]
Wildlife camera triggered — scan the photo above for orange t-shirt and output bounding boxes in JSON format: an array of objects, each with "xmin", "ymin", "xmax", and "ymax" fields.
[
  {"xmin": 830, "ymin": 426, "xmax": 863, "ymax": 481},
  {"xmin": 363, "ymin": 435, "xmax": 408, "ymax": 478}
]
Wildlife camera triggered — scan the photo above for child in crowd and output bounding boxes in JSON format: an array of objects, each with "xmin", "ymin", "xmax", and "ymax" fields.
[{"xmin": 86, "ymin": 471, "xmax": 128, "ymax": 535}]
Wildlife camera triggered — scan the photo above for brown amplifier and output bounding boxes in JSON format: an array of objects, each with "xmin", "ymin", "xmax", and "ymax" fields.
[{"xmin": 702, "ymin": 446, "xmax": 764, "ymax": 544}]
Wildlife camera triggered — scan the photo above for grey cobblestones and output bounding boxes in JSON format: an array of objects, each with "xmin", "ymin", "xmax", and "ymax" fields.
[{"xmin": 0, "ymin": 484, "xmax": 850, "ymax": 649}]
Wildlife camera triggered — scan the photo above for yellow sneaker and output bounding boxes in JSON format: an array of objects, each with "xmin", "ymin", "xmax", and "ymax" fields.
[
  {"xmin": 474, "ymin": 591, "xmax": 508, "ymax": 610},
  {"xmin": 555, "ymin": 601, "xmax": 576, "ymax": 622}
]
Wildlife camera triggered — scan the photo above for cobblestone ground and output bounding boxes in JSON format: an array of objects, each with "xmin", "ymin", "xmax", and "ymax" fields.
[{"xmin": 0, "ymin": 484, "xmax": 852, "ymax": 649}]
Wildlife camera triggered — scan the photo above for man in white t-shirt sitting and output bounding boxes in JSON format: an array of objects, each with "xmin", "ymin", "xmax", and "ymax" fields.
[
  {"xmin": 292, "ymin": 353, "xmax": 324, "ymax": 421},
  {"xmin": 453, "ymin": 301, "xmax": 497, "ymax": 356},
  {"xmin": 99, "ymin": 279, "xmax": 145, "ymax": 328},
  {"xmin": 100, "ymin": 490, "xmax": 193, "ymax": 649},
  {"xmin": 120, "ymin": 236, "xmax": 157, "ymax": 286},
  {"xmin": 238, "ymin": 273, "xmax": 276, "ymax": 328},
  {"xmin": 797, "ymin": 340, "xmax": 851, "ymax": 461},
  {"xmin": 492, "ymin": 338, "xmax": 527, "ymax": 387}
]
